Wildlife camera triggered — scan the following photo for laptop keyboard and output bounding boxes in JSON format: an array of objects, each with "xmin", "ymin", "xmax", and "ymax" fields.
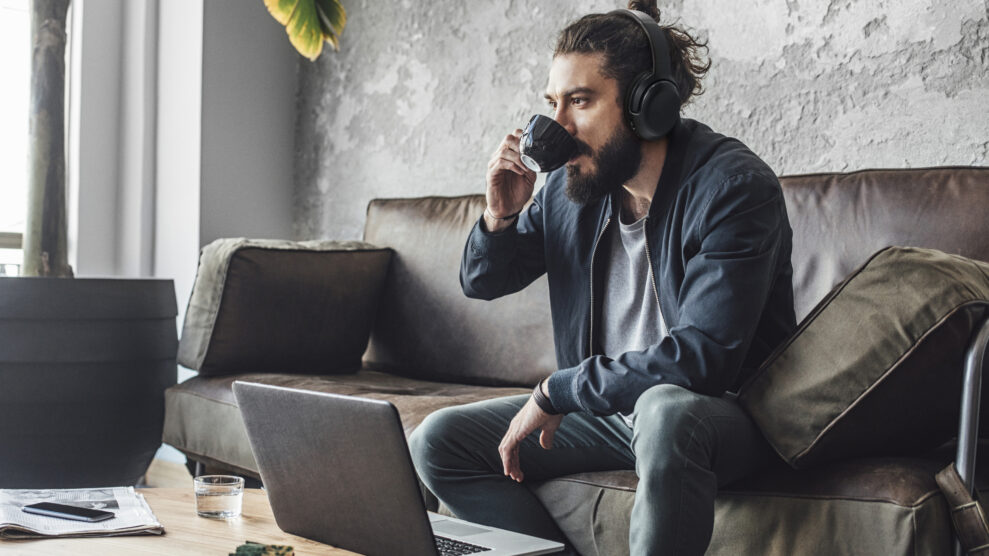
[{"xmin": 434, "ymin": 535, "xmax": 492, "ymax": 555}]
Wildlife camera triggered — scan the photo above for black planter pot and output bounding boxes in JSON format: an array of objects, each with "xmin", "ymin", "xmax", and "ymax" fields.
[{"xmin": 0, "ymin": 277, "xmax": 177, "ymax": 488}]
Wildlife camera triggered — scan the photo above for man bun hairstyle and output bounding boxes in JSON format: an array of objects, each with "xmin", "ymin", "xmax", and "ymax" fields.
[{"xmin": 554, "ymin": 0, "xmax": 710, "ymax": 109}]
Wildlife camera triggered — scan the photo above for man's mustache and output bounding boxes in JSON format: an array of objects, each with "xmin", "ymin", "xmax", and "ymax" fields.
[{"xmin": 572, "ymin": 137, "xmax": 593, "ymax": 158}]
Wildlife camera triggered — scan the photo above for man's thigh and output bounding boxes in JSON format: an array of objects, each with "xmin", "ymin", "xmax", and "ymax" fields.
[{"xmin": 414, "ymin": 394, "xmax": 636, "ymax": 482}]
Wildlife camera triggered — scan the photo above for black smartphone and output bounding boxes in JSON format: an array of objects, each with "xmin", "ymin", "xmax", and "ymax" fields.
[{"xmin": 22, "ymin": 502, "xmax": 115, "ymax": 522}]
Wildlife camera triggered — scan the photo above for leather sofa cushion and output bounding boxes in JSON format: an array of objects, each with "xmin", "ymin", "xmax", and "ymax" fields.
[
  {"xmin": 361, "ymin": 196, "xmax": 556, "ymax": 387},
  {"xmin": 533, "ymin": 451, "xmax": 989, "ymax": 556},
  {"xmin": 162, "ymin": 369, "xmax": 531, "ymax": 477},
  {"xmin": 177, "ymin": 239, "xmax": 392, "ymax": 376},
  {"xmin": 739, "ymin": 246, "xmax": 989, "ymax": 468},
  {"xmin": 781, "ymin": 167, "xmax": 989, "ymax": 321}
]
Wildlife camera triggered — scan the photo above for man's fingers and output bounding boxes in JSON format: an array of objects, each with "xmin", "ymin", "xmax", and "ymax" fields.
[
  {"xmin": 499, "ymin": 422, "xmax": 524, "ymax": 479},
  {"xmin": 490, "ymin": 139, "xmax": 529, "ymax": 170},
  {"xmin": 512, "ymin": 445, "xmax": 524, "ymax": 482},
  {"xmin": 488, "ymin": 158, "xmax": 527, "ymax": 177},
  {"xmin": 500, "ymin": 420, "xmax": 528, "ymax": 482},
  {"xmin": 499, "ymin": 142, "xmax": 527, "ymax": 167},
  {"xmin": 492, "ymin": 129, "xmax": 526, "ymax": 158},
  {"xmin": 499, "ymin": 439, "xmax": 513, "ymax": 477},
  {"xmin": 501, "ymin": 442, "xmax": 523, "ymax": 482},
  {"xmin": 499, "ymin": 132, "xmax": 522, "ymax": 154},
  {"xmin": 507, "ymin": 445, "xmax": 520, "ymax": 482}
]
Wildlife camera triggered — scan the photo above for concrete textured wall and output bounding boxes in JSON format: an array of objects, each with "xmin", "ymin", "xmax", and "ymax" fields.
[{"xmin": 295, "ymin": 0, "xmax": 989, "ymax": 241}]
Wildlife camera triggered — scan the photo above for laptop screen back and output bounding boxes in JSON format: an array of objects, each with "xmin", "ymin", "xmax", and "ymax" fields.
[{"xmin": 233, "ymin": 381, "xmax": 438, "ymax": 556}]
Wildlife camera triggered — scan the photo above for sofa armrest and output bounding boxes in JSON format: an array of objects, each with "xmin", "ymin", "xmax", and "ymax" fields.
[
  {"xmin": 956, "ymin": 316, "xmax": 989, "ymax": 494},
  {"xmin": 177, "ymin": 238, "xmax": 392, "ymax": 376},
  {"xmin": 952, "ymin": 316, "xmax": 989, "ymax": 556}
]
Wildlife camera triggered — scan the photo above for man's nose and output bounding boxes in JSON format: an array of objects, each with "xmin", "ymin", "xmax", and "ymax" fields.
[{"xmin": 553, "ymin": 108, "xmax": 577, "ymax": 136}]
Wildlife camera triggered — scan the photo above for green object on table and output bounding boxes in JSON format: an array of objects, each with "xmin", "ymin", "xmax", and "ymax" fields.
[{"xmin": 230, "ymin": 540, "xmax": 294, "ymax": 556}]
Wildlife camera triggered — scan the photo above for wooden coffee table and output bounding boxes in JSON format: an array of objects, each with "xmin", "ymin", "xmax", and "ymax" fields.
[{"xmin": 0, "ymin": 488, "xmax": 359, "ymax": 555}]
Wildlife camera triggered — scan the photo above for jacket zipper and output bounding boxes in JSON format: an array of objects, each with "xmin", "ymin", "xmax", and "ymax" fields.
[
  {"xmin": 588, "ymin": 217, "xmax": 612, "ymax": 356},
  {"xmin": 642, "ymin": 217, "xmax": 666, "ymax": 332}
]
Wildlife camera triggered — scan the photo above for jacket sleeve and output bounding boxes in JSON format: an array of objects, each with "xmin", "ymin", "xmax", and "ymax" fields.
[
  {"xmin": 460, "ymin": 187, "xmax": 548, "ymax": 301},
  {"xmin": 547, "ymin": 172, "xmax": 789, "ymax": 415}
]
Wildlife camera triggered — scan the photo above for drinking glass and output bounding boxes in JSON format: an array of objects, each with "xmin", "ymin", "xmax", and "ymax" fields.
[{"xmin": 194, "ymin": 475, "xmax": 244, "ymax": 518}]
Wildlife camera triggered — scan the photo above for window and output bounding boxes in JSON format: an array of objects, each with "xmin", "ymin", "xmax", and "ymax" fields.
[{"xmin": 0, "ymin": 0, "xmax": 30, "ymax": 276}]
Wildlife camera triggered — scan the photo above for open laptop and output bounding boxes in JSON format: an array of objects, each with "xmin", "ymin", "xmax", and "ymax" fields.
[{"xmin": 232, "ymin": 381, "xmax": 565, "ymax": 556}]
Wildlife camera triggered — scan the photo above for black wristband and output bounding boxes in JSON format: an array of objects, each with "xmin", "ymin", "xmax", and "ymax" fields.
[
  {"xmin": 532, "ymin": 380, "xmax": 559, "ymax": 415},
  {"xmin": 484, "ymin": 207, "xmax": 522, "ymax": 221}
]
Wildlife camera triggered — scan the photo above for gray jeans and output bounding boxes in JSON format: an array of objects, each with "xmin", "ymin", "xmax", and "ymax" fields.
[{"xmin": 408, "ymin": 384, "xmax": 776, "ymax": 556}]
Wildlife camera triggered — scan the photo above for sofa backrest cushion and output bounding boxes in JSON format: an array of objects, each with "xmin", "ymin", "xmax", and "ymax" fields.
[
  {"xmin": 362, "ymin": 196, "xmax": 556, "ymax": 387},
  {"xmin": 178, "ymin": 238, "xmax": 392, "ymax": 376},
  {"xmin": 739, "ymin": 246, "xmax": 989, "ymax": 468},
  {"xmin": 782, "ymin": 167, "xmax": 989, "ymax": 321}
]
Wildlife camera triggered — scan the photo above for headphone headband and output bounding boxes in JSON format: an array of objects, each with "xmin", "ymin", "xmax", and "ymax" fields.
[{"xmin": 607, "ymin": 9, "xmax": 674, "ymax": 85}]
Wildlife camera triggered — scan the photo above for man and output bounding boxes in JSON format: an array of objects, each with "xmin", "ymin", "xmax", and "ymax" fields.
[{"xmin": 409, "ymin": 3, "xmax": 796, "ymax": 555}]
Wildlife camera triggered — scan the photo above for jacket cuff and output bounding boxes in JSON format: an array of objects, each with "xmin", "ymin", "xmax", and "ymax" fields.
[
  {"xmin": 546, "ymin": 367, "xmax": 583, "ymax": 414},
  {"xmin": 468, "ymin": 215, "xmax": 518, "ymax": 262}
]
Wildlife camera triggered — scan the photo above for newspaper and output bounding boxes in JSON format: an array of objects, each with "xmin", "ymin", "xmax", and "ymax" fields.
[{"xmin": 0, "ymin": 487, "xmax": 164, "ymax": 539}]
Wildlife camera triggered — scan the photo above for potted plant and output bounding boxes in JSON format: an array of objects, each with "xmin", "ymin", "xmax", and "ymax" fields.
[
  {"xmin": 0, "ymin": 0, "xmax": 348, "ymax": 488},
  {"xmin": 0, "ymin": 0, "xmax": 177, "ymax": 489}
]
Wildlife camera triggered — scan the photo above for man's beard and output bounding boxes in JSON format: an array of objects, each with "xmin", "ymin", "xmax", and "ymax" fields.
[{"xmin": 565, "ymin": 123, "xmax": 643, "ymax": 205}]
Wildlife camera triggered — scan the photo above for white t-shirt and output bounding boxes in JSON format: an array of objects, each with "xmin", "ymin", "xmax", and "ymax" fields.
[{"xmin": 600, "ymin": 212, "xmax": 669, "ymax": 427}]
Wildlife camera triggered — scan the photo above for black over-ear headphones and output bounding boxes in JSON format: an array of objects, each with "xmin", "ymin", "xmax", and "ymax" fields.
[{"xmin": 608, "ymin": 9, "xmax": 682, "ymax": 140}]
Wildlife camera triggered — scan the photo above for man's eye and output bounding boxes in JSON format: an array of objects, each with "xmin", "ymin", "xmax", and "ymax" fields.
[
  {"xmin": 547, "ymin": 101, "xmax": 557, "ymax": 110},
  {"xmin": 572, "ymin": 97, "xmax": 587, "ymax": 106}
]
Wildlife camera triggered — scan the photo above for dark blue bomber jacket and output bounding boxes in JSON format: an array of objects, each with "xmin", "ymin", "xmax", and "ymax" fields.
[{"xmin": 460, "ymin": 118, "xmax": 797, "ymax": 416}]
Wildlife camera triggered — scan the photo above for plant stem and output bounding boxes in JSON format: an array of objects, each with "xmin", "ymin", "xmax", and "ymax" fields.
[{"xmin": 23, "ymin": 0, "xmax": 73, "ymax": 278}]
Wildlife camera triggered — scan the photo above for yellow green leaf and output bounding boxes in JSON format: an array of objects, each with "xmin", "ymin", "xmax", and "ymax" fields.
[
  {"xmin": 264, "ymin": 0, "xmax": 347, "ymax": 60},
  {"xmin": 314, "ymin": 0, "xmax": 346, "ymax": 43},
  {"xmin": 285, "ymin": 0, "xmax": 324, "ymax": 60},
  {"xmin": 262, "ymin": 0, "xmax": 296, "ymax": 26}
]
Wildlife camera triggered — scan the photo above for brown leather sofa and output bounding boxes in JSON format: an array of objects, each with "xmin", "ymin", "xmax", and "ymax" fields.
[{"xmin": 163, "ymin": 167, "xmax": 989, "ymax": 555}]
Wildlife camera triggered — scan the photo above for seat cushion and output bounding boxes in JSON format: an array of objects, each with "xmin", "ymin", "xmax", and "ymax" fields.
[
  {"xmin": 162, "ymin": 369, "xmax": 530, "ymax": 477},
  {"xmin": 532, "ymin": 453, "xmax": 987, "ymax": 556},
  {"xmin": 739, "ymin": 246, "xmax": 989, "ymax": 468},
  {"xmin": 177, "ymin": 238, "xmax": 392, "ymax": 377}
]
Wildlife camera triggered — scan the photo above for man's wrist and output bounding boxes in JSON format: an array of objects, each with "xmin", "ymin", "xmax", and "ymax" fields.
[
  {"xmin": 482, "ymin": 207, "xmax": 520, "ymax": 234},
  {"xmin": 484, "ymin": 206, "xmax": 522, "ymax": 221}
]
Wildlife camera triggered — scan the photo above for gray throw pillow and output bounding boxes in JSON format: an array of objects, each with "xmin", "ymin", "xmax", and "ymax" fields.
[
  {"xmin": 178, "ymin": 238, "xmax": 392, "ymax": 376},
  {"xmin": 739, "ymin": 246, "xmax": 989, "ymax": 468}
]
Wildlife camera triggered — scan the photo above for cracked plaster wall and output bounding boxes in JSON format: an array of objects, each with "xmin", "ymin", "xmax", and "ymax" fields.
[{"xmin": 295, "ymin": 0, "xmax": 989, "ymax": 240}]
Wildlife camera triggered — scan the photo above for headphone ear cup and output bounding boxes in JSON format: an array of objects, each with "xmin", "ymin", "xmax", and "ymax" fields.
[
  {"xmin": 625, "ymin": 72, "xmax": 651, "ymax": 117},
  {"xmin": 633, "ymin": 79, "xmax": 681, "ymax": 141},
  {"xmin": 624, "ymin": 72, "xmax": 652, "ymax": 138}
]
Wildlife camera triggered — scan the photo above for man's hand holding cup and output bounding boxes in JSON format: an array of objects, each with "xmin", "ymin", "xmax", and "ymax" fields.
[{"xmin": 484, "ymin": 115, "xmax": 578, "ymax": 232}]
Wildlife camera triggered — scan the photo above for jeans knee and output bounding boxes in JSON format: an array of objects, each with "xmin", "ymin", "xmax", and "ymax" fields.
[
  {"xmin": 411, "ymin": 405, "xmax": 489, "ymax": 485},
  {"xmin": 409, "ymin": 407, "xmax": 457, "ymax": 470},
  {"xmin": 634, "ymin": 384, "xmax": 699, "ymax": 430},
  {"xmin": 631, "ymin": 384, "xmax": 716, "ymax": 464}
]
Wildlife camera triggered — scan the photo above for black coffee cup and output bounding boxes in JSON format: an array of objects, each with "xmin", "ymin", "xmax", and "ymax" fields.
[{"xmin": 519, "ymin": 114, "xmax": 578, "ymax": 173}]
